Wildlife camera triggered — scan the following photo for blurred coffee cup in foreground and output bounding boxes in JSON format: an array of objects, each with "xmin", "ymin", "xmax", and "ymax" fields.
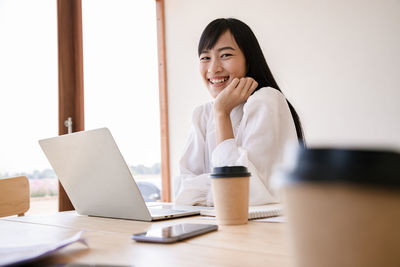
[
  {"xmin": 210, "ymin": 166, "xmax": 251, "ymax": 225},
  {"xmin": 278, "ymin": 147, "xmax": 400, "ymax": 267}
]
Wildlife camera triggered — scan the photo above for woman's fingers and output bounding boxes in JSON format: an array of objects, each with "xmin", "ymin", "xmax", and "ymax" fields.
[
  {"xmin": 231, "ymin": 77, "xmax": 249, "ymax": 98},
  {"xmin": 242, "ymin": 78, "xmax": 254, "ymax": 96},
  {"xmin": 222, "ymin": 76, "xmax": 258, "ymax": 102},
  {"xmin": 226, "ymin": 78, "xmax": 240, "ymax": 92},
  {"xmin": 236, "ymin": 78, "xmax": 247, "ymax": 92},
  {"xmin": 248, "ymin": 79, "xmax": 258, "ymax": 95},
  {"xmin": 214, "ymin": 77, "xmax": 258, "ymax": 115},
  {"xmin": 236, "ymin": 77, "xmax": 257, "ymax": 98}
]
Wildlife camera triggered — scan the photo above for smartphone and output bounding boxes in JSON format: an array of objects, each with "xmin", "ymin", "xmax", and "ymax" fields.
[{"xmin": 131, "ymin": 223, "xmax": 218, "ymax": 243}]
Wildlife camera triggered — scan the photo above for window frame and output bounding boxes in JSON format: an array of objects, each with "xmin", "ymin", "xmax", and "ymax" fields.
[{"xmin": 57, "ymin": 0, "xmax": 170, "ymax": 211}]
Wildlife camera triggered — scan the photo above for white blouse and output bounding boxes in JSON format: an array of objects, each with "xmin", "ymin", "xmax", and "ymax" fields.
[{"xmin": 174, "ymin": 87, "xmax": 298, "ymax": 206}]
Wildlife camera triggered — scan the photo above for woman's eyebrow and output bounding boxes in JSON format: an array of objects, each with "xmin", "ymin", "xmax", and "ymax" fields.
[
  {"xmin": 217, "ymin": 46, "xmax": 235, "ymax": 52},
  {"xmin": 200, "ymin": 46, "xmax": 235, "ymax": 55}
]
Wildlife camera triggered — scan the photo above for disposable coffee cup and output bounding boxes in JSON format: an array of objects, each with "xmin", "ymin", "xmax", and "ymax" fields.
[
  {"xmin": 210, "ymin": 166, "xmax": 251, "ymax": 225},
  {"xmin": 278, "ymin": 147, "xmax": 400, "ymax": 267}
]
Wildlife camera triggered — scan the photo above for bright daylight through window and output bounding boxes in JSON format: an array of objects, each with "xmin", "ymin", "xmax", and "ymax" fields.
[
  {"xmin": 82, "ymin": 1, "xmax": 161, "ymax": 202},
  {"xmin": 0, "ymin": 1, "xmax": 58, "ymax": 214},
  {"xmin": 0, "ymin": 0, "xmax": 161, "ymax": 214}
]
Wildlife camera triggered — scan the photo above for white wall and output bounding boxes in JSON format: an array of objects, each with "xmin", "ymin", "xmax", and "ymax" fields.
[{"xmin": 164, "ymin": 0, "xmax": 400, "ymax": 189}]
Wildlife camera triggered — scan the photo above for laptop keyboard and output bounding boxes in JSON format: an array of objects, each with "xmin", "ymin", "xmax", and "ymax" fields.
[{"xmin": 149, "ymin": 208, "xmax": 187, "ymax": 215}]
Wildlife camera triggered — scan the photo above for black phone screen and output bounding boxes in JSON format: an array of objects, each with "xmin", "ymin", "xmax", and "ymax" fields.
[{"xmin": 132, "ymin": 223, "xmax": 218, "ymax": 243}]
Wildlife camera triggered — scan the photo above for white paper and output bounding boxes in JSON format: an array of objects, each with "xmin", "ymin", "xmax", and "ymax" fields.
[
  {"xmin": 253, "ymin": 215, "xmax": 287, "ymax": 223},
  {"xmin": 200, "ymin": 204, "xmax": 283, "ymax": 220},
  {"xmin": 0, "ymin": 231, "xmax": 88, "ymax": 266}
]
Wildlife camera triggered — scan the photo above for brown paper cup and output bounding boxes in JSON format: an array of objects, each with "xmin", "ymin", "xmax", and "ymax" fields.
[
  {"xmin": 278, "ymin": 148, "xmax": 400, "ymax": 267},
  {"xmin": 210, "ymin": 166, "xmax": 250, "ymax": 225}
]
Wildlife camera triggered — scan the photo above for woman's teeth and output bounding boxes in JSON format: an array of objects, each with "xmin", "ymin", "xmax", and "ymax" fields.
[{"xmin": 209, "ymin": 77, "xmax": 228, "ymax": 84}]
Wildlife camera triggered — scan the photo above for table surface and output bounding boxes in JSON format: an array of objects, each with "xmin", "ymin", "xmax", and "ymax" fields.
[{"xmin": 0, "ymin": 211, "xmax": 292, "ymax": 267}]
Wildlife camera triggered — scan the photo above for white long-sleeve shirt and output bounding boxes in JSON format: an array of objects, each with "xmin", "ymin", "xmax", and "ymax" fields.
[{"xmin": 174, "ymin": 87, "xmax": 298, "ymax": 206}]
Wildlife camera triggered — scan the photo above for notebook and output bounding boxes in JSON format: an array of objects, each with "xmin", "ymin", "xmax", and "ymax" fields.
[
  {"xmin": 38, "ymin": 127, "xmax": 200, "ymax": 221},
  {"xmin": 200, "ymin": 204, "xmax": 283, "ymax": 220}
]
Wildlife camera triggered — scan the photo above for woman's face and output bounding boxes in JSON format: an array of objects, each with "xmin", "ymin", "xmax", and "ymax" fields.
[{"xmin": 199, "ymin": 31, "xmax": 247, "ymax": 98}]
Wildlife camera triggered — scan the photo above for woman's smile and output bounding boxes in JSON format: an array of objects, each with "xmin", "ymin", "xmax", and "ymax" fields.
[{"xmin": 208, "ymin": 76, "xmax": 230, "ymax": 87}]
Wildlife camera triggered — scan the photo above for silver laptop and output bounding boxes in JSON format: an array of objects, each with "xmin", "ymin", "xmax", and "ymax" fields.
[{"xmin": 38, "ymin": 127, "xmax": 199, "ymax": 221}]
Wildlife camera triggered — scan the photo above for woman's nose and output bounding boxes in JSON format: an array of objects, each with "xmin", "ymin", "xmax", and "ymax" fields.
[{"xmin": 208, "ymin": 59, "xmax": 222, "ymax": 73}]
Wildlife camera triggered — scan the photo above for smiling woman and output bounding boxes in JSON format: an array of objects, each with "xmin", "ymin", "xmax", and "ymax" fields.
[{"xmin": 174, "ymin": 18, "xmax": 304, "ymax": 207}]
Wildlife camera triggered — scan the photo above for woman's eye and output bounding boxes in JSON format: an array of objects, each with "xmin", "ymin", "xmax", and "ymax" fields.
[
  {"xmin": 221, "ymin": 53, "xmax": 232, "ymax": 58},
  {"xmin": 200, "ymin": 56, "xmax": 210, "ymax": 61}
]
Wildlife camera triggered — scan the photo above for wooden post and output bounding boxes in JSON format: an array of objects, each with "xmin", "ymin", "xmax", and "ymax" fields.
[
  {"xmin": 156, "ymin": 0, "xmax": 171, "ymax": 202},
  {"xmin": 57, "ymin": 0, "xmax": 84, "ymax": 211}
]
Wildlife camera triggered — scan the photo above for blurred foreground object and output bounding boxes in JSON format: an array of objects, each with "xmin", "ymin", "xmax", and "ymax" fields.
[{"xmin": 279, "ymin": 148, "xmax": 400, "ymax": 267}]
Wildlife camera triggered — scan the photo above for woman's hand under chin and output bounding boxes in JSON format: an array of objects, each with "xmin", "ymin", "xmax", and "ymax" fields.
[{"xmin": 213, "ymin": 77, "xmax": 258, "ymax": 116}]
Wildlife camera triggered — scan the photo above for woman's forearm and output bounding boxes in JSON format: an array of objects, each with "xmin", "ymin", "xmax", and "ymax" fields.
[{"xmin": 214, "ymin": 111, "xmax": 234, "ymax": 145}]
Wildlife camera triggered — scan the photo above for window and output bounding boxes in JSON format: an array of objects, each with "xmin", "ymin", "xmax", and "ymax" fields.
[
  {"xmin": 82, "ymin": 0, "xmax": 161, "ymax": 201},
  {"xmin": 0, "ymin": 0, "xmax": 58, "ymax": 213}
]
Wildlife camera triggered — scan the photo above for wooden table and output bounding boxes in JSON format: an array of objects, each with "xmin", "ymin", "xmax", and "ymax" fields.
[{"xmin": 1, "ymin": 212, "xmax": 292, "ymax": 266}]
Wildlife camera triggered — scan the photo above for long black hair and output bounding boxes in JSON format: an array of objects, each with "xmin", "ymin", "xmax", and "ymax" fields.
[{"xmin": 198, "ymin": 18, "xmax": 305, "ymax": 144}]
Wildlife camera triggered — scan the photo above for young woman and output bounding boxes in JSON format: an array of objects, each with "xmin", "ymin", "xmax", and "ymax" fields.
[{"xmin": 174, "ymin": 18, "xmax": 304, "ymax": 206}]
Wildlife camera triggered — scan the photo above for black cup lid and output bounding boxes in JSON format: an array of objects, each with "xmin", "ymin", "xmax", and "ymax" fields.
[
  {"xmin": 210, "ymin": 166, "xmax": 251, "ymax": 178},
  {"xmin": 284, "ymin": 148, "xmax": 400, "ymax": 187}
]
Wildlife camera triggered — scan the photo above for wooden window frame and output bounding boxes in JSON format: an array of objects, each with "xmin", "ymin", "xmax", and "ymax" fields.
[
  {"xmin": 57, "ymin": 0, "xmax": 84, "ymax": 211},
  {"xmin": 57, "ymin": 0, "xmax": 170, "ymax": 211},
  {"xmin": 155, "ymin": 0, "xmax": 171, "ymax": 202}
]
